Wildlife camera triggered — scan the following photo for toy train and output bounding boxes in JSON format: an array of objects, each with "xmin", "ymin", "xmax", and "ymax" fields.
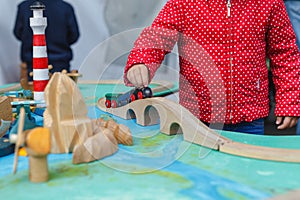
[{"xmin": 105, "ymin": 87, "xmax": 153, "ymax": 108}]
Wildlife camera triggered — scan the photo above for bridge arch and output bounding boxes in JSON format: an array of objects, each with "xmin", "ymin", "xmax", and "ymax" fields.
[
  {"xmin": 98, "ymin": 97, "xmax": 224, "ymax": 149},
  {"xmin": 97, "ymin": 97, "xmax": 300, "ymax": 163}
]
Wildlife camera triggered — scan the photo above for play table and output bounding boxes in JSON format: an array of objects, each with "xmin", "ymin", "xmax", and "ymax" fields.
[{"xmin": 0, "ymin": 81, "xmax": 299, "ymax": 200}]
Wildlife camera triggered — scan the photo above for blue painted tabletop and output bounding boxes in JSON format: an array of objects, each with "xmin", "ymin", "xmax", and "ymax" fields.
[{"xmin": 0, "ymin": 82, "xmax": 299, "ymax": 200}]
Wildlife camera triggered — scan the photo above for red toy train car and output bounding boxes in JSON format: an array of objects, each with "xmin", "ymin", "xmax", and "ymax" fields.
[{"xmin": 105, "ymin": 87, "xmax": 153, "ymax": 108}]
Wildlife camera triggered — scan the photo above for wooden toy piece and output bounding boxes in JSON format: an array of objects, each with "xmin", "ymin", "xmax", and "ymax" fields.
[
  {"xmin": 5, "ymin": 90, "xmax": 33, "ymax": 100},
  {"xmin": 78, "ymin": 80, "xmax": 175, "ymax": 95},
  {"xmin": 20, "ymin": 62, "xmax": 28, "ymax": 81},
  {"xmin": 268, "ymin": 188, "xmax": 300, "ymax": 200},
  {"xmin": 46, "ymin": 65, "xmax": 54, "ymax": 79},
  {"xmin": 12, "ymin": 106, "xmax": 50, "ymax": 182},
  {"xmin": 0, "ymin": 96, "xmax": 13, "ymax": 121},
  {"xmin": 68, "ymin": 70, "xmax": 82, "ymax": 83},
  {"xmin": 0, "ymin": 96, "xmax": 12, "ymax": 138},
  {"xmin": 20, "ymin": 62, "xmax": 34, "ymax": 91},
  {"xmin": 96, "ymin": 118, "xmax": 133, "ymax": 145},
  {"xmin": 72, "ymin": 118, "xmax": 132, "ymax": 164},
  {"xmin": 26, "ymin": 127, "xmax": 51, "ymax": 183},
  {"xmin": 48, "ymin": 64, "xmax": 53, "ymax": 71},
  {"xmin": 30, "ymin": 1, "xmax": 49, "ymax": 102},
  {"xmin": 0, "ymin": 84, "xmax": 22, "ymax": 95},
  {"xmin": 61, "ymin": 69, "xmax": 82, "ymax": 83},
  {"xmin": 44, "ymin": 72, "xmax": 93, "ymax": 153},
  {"xmin": 105, "ymin": 87, "xmax": 152, "ymax": 108},
  {"xmin": 72, "ymin": 126, "xmax": 118, "ymax": 164},
  {"xmin": 97, "ymin": 97, "xmax": 300, "ymax": 163},
  {"xmin": 98, "ymin": 97, "xmax": 225, "ymax": 149},
  {"xmin": 13, "ymin": 107, "xmax": 26, "ymax": 174},
  {"xmin": 219, "ymin": 141, "xmax": 300, "ymax": 163},
  {"xmin": 20, "ymin": 79, "xmax": 34, "ymax": 91}
]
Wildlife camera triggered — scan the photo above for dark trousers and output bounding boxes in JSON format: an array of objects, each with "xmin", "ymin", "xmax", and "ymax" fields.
[{"xmin": 205, "ymin": 119, "xmax": 264, "ymax": 135}]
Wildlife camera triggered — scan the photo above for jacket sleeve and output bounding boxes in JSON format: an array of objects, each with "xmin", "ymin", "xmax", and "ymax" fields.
[
  {"xmin": 124, "ymin": 0, "xmax": 184, "ymax": 86},
  {"xmin": 67, "ymin": 6, "xmax": 80, "ymax": 45},
  {"xmin": 13, "ymin": 5, "xmax": 23, "ymax": 41},
  {"xmin": 267, "ymin": 0, "xmax": 300, "ymax": 116}
]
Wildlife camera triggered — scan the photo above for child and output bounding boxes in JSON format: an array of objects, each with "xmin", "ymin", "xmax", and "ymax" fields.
[
  {"xmin": 124, "ymin": 0, "xmax": 300, "ymax": 134},
  {"xmin": 14, "ymin": 0, "xmax": 80, "ymax": 81}
]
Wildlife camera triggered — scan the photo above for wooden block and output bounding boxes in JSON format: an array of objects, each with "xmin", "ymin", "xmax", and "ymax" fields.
[
  {"xmin": 44, "ymin": 73, "xmax": 93, "ymax": 153},
  {"xmin": 95, "ymin": 118, "xmax": 133, "ymax": 145},
  {"xmin": 0, "ymin": 96, "xmax": 12, "ymax": 121},
  {"xmin": 72, "ymin": 127, "xmax": 118, "ymax": 164}
]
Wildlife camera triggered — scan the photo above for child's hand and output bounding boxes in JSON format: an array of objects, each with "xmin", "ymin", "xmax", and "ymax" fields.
[
  {"xmin": 276, "ymin": 116, "xmax": 299, "ymax": 129},
  {"xmin": 126, "ymin": 64, "xmax": 149, "ymax": 88}
]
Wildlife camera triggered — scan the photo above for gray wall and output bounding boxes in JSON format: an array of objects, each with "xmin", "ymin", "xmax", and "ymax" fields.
[{"xmin": 0, "ymin": 0, "xmax": 177, "ymax": 85}]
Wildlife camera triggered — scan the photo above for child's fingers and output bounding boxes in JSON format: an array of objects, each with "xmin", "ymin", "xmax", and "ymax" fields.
[{"xmin": 127, "ymin": 64, "xmax": 149, "ymax": 88}]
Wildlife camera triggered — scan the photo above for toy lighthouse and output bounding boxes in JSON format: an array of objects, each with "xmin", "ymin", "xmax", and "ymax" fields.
[{"xmin": 30, "ymin": 1, "xmax": 49, "ymax": 102}]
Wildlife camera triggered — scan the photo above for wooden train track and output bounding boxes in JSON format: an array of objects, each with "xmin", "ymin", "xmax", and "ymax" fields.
[
  {"xmin": 78, "ymin": 80, "xmax": 176, "ymax": 95},
  {"xmin": 97, "ymin": 97, "xmax": 300, "ymax": 163}
]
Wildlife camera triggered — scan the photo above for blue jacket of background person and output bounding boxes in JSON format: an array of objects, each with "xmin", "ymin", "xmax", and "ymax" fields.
[{"xmin": 13, "ymin": 0, "xmax": 80, "ymax": 77}]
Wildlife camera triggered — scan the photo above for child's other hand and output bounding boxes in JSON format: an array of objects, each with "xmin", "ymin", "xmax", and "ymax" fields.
[
  {"xmin": 276, "ymin": 116, "xmax": 299, "ymax": 130},
  {"xmin": 126, "ymin": 64, "xmax": 149, "ymax": 88}
]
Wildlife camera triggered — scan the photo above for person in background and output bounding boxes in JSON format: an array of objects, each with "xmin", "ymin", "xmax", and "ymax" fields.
[
  {"xmin": 123, "ymin": 0, "xmax": 300, "ymax": 135},
  {"xmin": 13, "ymin": 0, "xmax": 80, "ymax": 81},
  {"xmin": 285, "ymin": 0, "xmax": 300, "ymax": 135}
]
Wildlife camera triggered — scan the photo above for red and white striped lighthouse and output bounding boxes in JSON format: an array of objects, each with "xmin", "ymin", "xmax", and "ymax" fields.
[{"xmin": 30, "ymin": 1, "xmax": 49, "ymax": 102}]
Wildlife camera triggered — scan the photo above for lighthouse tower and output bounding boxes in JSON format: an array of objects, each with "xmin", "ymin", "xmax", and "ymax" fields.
[{"xmin": 30, "ymin": 1, "xmax": 49, "ymax": 102}]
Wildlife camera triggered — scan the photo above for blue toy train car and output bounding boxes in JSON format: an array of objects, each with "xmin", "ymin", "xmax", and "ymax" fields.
[{"xmin": 105, "ymin": 87, "xmax": 153, "ymax": 108}]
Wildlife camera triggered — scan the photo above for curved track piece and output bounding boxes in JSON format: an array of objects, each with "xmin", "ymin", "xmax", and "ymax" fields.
[
  {"xmin": 79, "ymin": 80, "xmax": 176, "ymax": 95},
  {"xmin": 0, "ymin": 84, "xmax": 22, "ymax": 95},
  {"xmin": 98, "ymin": 97, "xmax": 230, "ymax": 150},
  {"xmin": 267, "ymin": 188, "xmax": 300, "ymax": 200},
  {"xmin": 98, "ymin": 97, "xmax": 300, "ymax": 163}
]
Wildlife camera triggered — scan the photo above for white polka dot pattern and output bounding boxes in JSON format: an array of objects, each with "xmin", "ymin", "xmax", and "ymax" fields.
[{"xmin": 124, "ymin": 0, "xmax": 300, "ymax": 124}]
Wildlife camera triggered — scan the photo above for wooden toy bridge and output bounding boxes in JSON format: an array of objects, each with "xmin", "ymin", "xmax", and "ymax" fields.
[{"xmin": 98, "ymin": 97, "xmax": 300, "ymax": 163}]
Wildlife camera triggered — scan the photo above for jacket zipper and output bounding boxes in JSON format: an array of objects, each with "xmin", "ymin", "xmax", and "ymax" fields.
[
  {"xmin": 227, "ymin": 0, "xmax": 231, "ymax": 17},
  {"xmin": 227, "ymin": 0, "xmax": 233, "ymax": 122}
]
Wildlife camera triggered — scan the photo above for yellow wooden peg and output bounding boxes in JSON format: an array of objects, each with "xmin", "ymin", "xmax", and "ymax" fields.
[{"xmin": 26, "ymin": 127, "xmax": 51, "ymax": 183}]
